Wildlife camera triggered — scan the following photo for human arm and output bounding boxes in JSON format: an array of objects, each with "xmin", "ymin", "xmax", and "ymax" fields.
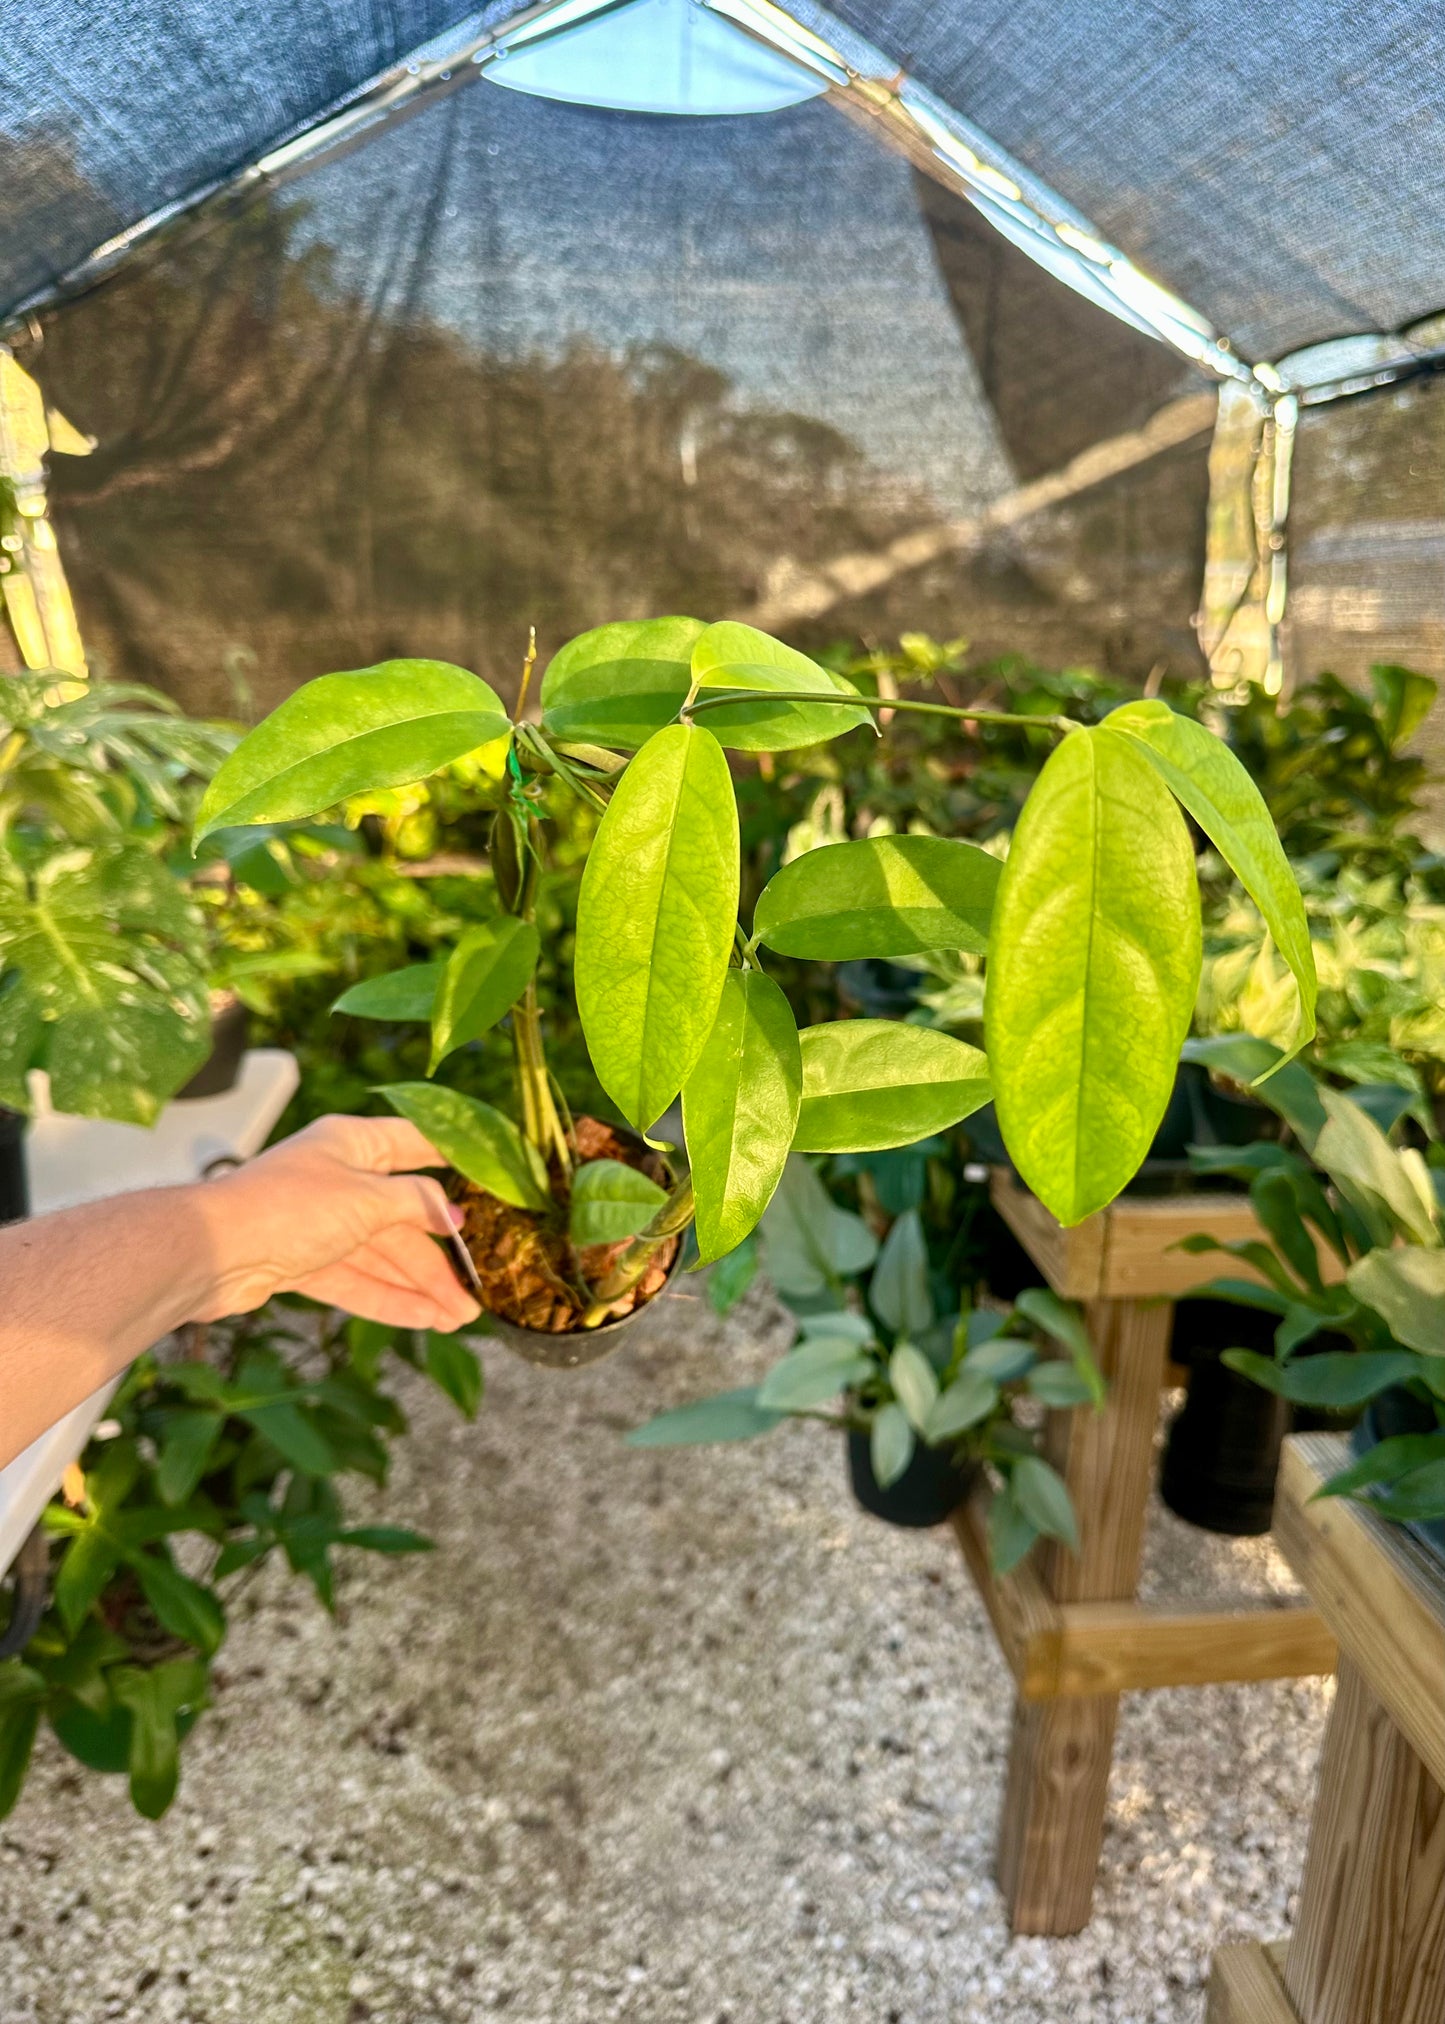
[{"xmin": 0, "ymin": 1115, "xmax": 480, "ymax": 1470}]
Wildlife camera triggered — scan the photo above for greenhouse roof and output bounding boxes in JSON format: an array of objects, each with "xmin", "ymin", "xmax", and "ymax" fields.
[{"xmin": 5, "ymin": 0, "xmax": 1445, "ymax": 378}]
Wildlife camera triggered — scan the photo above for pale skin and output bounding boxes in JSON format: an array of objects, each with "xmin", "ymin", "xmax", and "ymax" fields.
[{"xmin": 0, "ymin": 1115, "xmax": 481, "ymax": 1472}]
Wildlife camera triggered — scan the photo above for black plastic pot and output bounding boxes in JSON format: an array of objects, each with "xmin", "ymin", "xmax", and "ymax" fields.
[
  {"xmin": 0, "ymin": 1108, "xmax": 27, "ymax": 1223},
  {"xmin": 847, "ymin": 1431, "xmax": 974, "ymax": 1528},
  {"xmin": 1353, "ymin": 1389, "xmax": 1445, "ymax": 1562},
  {"xmin": 484, "ymin": 1239, "xmax": 687, "ymax": 1370},
  {"xmin": 176, "ymin": 992, "xmax": 249, "ymax": 1100}
]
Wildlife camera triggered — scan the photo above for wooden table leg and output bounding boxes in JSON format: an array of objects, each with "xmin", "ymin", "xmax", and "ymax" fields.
[
  {"xmin": 1285, "ymin": 1654, "xmax": 1445, "ymax": 2024},
  {"xmin": 996, "ymin": 1296, "xmax": 1172, "ymax": 1934}
]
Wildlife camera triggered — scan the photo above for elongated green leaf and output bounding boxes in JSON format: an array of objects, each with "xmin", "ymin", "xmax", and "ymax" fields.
[
  {"xmin": 378, "ymin": 1081, "xmax": 549, "ymax": 1212},
  {"xmin": 868, "ymin": 1210, "xmax": 934, "ymax": 1335},
  {"xmin": 626, "ymin": 1387, "xmax": 786, "ymax": 1447},
  {"xmin": 1316, "ymin": 1088, "xmax": 1439, "ymax": 1247},
  {"xmin": 154, "ymin": 1410, "xmax": 223, "ymax": 1507},
  {"xmin": 870, "ymin": 1401, "xmax": 915, "ymax": 1489},
  {"xmin": 988, "ymin": 1482, "xmax": 1040, "ymax": 1575},
  {"xmin": 964, "ymin": 1336, "xmax": 1036, "ymax": 1384},
  {"xmin": 799, "ymin": 1310, "xmax": 877, "ymax": 1345},
  {"xmin": 758, "ymin": 1342, "xmax": 874, "ymax": 1411},
  {"xmin": 927, "ymin": 1367, "xmax": 1000, "ymax": 1439},
  {"xmin": 985, "ymin": 726, "xmax": 1202, "ymax": 1226},
  {"xmin": 1028, "ymin": 1363, "xmax": 1098, "ymax": 1407},
  {"xmin": 683, "ymin": 970, "xmax": 801, "ymax": 1265},
  {"xmin": 1011, "ymin": 1455, "xmax": 1078, "ymax": 1551},
  {"xmin": 759, "ymin": 1154, "xmax": 877, "ymax": 1297},
  {"xmin": 0, "ymin": 1666, "xmax": 44, "ymax": 1816},
  {"xmin": 1319, "ymin": 1432, "xmax": 1445, "ymax": 1500},
  {"xmin": 540, "ymin": 617, "xmax": 704, "ymax": 750},
  {"xmin": 706, "ymin": 1233, "xmax": 759, "ymax": 1315},
  {"xmin": 129, "ymin": 1555, "xmax": 226, "ymax": 1658},
  {"xmin": 1013, "ymin": 1288, "xmax": 1105, "ymax": 1406},
  {"xmin": 575, "ymin": 723, "xmax": 739, "ymax": 1127},
  {"xmin": 238, "ymin": 1400, "xmax": 336, "ymax": 1476},
  {"xmin": 754, "ymin": 836, "xmax": 1000, "ymax": 960},
  {"xmin": 1224, "ymin": 1347, "xmax": 1422, "ymax": 1406},
  {"xmin": 429, "ymin": 918, "xmax": 539, "ymax": 1070},
  {"xmin": 1369, "ymin": 1461, "xmax": 1445, "ymax": 1523},
  {"xmin": 793, "ymin": 1022, "xmax": 990, "ymax": 1153},
  {"xmin": 1181, "ymin": 1035, "xmax": 1326, "ymax": 1148},
  {"xmin": 195, "ymin": 661, "xmax": 510, "ymax": 840},
  {"xmin": 569, "ymin": 1158, "xmax": 668, "ymax": 1247},
  {"xmin": 889, "ymin": 1341, "xmax": 940, "ymax": 1432},
  {"xmin": 690, "ymin": 623, "xmax": 872, "ymax": 751},
  {"xmin": 1347, "ymin": 1247, "xmax": 1445, "ymax": 1355},
  {"xmin": 1102, "ymin": 699, "xmax": 1315, "ymax": 1056},
  {"xmin": 423, "ymin": 1332, "xmax": 484, "ymax": 1419},
  {"xmin": 332, "ymin": 962, "xmax": 442, "ymax": 1022},
  {"xmin": 338, "ymin": 1526, "xmax": 434, "ymax": 1554},
  {"xmin": 1371, "ymin": 663, "xmax": 1437, "ymax": 749},
  {"xmin": 55, "ymin": 1525, "xmax": 123, "ymax": 1635},
  {"xmin": 112, "ymin": 1660, "xmax": 209, "ymax": 1819}
]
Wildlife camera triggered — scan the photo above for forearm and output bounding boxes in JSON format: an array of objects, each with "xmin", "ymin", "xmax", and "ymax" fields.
[{"xmin": 0, "ymin": 1187, "xmax": 218, "ymax": 1470}]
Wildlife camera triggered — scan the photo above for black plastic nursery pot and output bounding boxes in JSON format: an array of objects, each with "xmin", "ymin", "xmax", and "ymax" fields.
[
  {"xmin": 176, "ymin": 991, "xmax": 249, "ymax": 1099},
  {"xmin": 482, "ymin": 1240, "xmax": 687, "ymax": 1370},
  {"xmin": 847, "ymin": 1431, "xmax": 975, "ymax": 1529},
  {"xmin": 0, "ymin": 1108, "xmax": 27, "ymax": 1223}
]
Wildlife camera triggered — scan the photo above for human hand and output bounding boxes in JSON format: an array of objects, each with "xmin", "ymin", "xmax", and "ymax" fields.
[{"xmin": 191, "ymin": 1114, "xmax": 481, "ymax": 1334}]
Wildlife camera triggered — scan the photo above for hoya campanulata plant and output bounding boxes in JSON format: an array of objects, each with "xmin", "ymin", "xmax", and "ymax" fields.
[{"xmin": 195, "ymin": 618, "xmax": 1315, "ymax": 1334}]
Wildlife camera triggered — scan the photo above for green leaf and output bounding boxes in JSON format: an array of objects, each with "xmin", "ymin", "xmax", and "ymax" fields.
[
  {"xmin": 758, "ymin": 1155, "xmax": 878, "ymax": 1298},
  {"xmin": 237, "ymin": 1399, "xmax": 337, "ymax": 1476},
  {"xmin": 799, "ymin": 1310, "xmax": 877, "ymax": 1345},
  {"xmin": 1370, "ymin": 664, "xmax": 1437, "ymax": 749},
  {"xmin": 1101, "ymin": 699, "xmax": 1315, "ymax": 1057},
  {"xmin": 0, "ymin": 844, "xmax": 209, "ymax": 1124},
  {"xmin": 681, "ymin": 980, "xmax": 799, "ymax": 1274},
  {"xmin": 1028, "ymin": 1364, "xmax": 1099, "ymax": 1407},
  {"xmin": 1013, "ymin": 1288, "xmax": 1105, "ymax": 1406},
  {"xmin": 690, "ymin": 622, "xmax": 872, "ymax": 751},
  {"xmin": 1251, "ymin": 1170, "xmax": 1323, "ymax": 1293},
  {"xmin": 569, "ymin": 1158, "xmax": 668, "ymax": 1248},
  {"xmin": 753, "ymin": 836, "xmax": 1000, "ymax": 960},
  {"xmin": 870, "ymin": 1401, "xmax": 915, "ymax": 1489},
  {"xmin": 1368, "ymin": 1460, "xmax": 1445, "ymax": 1524},
  {"xmin": 1011, "ymin": 1455, "xmax": 1079, "ymax": 1551},
  {"xmin": 1224, "ymin": 1347, "xmax": 1421, "ymax": 1406},
  {"xmin": 423, "ymin": 1332, "xmax": 484, "ymax": 1419},
  {"xmin": 1181, "ymin": 1036, "xmax": 1326, "ymax": 1148},
  {"xmin": 338, "ymin": 1526, "xmax": 434, "ymax": 1554},
  {"xmin": 1347, "ymin": 1247, "xmax": 1445, "ymax": 1355},
  {"xmin": 964, "ymin": 1336, "xmax": 1036, "ymax": 1384},
  {"xmin": 112, "ymin": 1660, "xmax": 209, "ymax": 1819},
  {"xmin": 626, "ymin": 1387, "xmax": 786, "ymax": 1447},
  {"xmin": 55, "ymin": 1526, "xmax": 123, "ymax": 1635},
  {"xmin": 926, "ymin": 1367, "xmax": 1000, "ymax": 1439},
  {"xmin": 706, "ymin": 1233, "xmax": 759, "ymax": 1315},
  {"xmin": 987, "ymin": 1484, "xmax": 1040, "ymax": 1576},
  {"xmin": 429, "ymin": 918, "xmax": 539, "ymax": 1071},
  {"xmin": 1316, "ymin": 1088, "xmax": 1439, "ymax": 1247},
  {"xmin": 51, "ymin": 1698, "xmax": 133, "ymax": 1775},
  {"xmin": 332, "ymin": 962, "xmax": 442, "ymax": 1022},
  {"xmin": 129, "ymin": 1555, "xmax": 226, "ymax": 1657},
  {"xmin": 540, "ymin": 617, "xmax": 704, "ymax": 750},
  {"xmin": 154, "ymin": 1410, "xmax": 223, "ymax": 1507},
  {"xmin": 758, "ymin": 1342, "xmax": 874, "ymax": 1411},
  {"xmin": 574, "ymin": 722, "xmax": 739, "ymax": 1128},
  {"xmin": 1318, "ymin": 1433, "xmax": 1445, "ymax": 1500},
  {"xmin": 0, "ymin": 1666, "xmax": 44, "ymax": 1817},
  {"xmin": 985, "ymin": 725, "xmax": 1201, "ymax": 1226},
  {"xmin": 793, "ymin": 1021, "xmax": 991, "ymax": 1153},
  {"xmin": 377, "ymin": 1081, "xmax": 549, "ymax": 1212},
  {"xmin": 194, "ymin": 661, "xmax": 510, "ymax": 839},
  {"xmin": 868, "ymin": 1209, "xmax": 935, "ymax": 1336},
  {"xmin": 888, "ymin": 1341, "xmax": 940, "ymax": 1431}
]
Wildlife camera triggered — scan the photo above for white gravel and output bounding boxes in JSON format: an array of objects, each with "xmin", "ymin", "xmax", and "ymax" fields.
[{"xmin": 0, "ymin": 1286, "xmax": 1331, "ymax": 2023}]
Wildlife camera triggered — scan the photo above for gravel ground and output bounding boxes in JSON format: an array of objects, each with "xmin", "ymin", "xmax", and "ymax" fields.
[{"xmin": 0, "ymin": 1285, "xmax": 1331, "ymax": 2024}]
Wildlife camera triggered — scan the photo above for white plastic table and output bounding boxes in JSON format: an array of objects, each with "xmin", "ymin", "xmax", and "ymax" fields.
[{"xmin": 0, "ymin": 1049, "xmax": 299, "ymax": 1578}]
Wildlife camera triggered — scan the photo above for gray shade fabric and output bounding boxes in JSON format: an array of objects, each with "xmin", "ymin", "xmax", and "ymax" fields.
[{"xmin": 4, "ymin": 1, "xmax": 1445, "ymax": 359}]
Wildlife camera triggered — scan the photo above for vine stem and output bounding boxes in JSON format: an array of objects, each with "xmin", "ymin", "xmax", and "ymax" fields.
[
  {"xmin": 681, "ymin": 689, "xmax": 1076, "ymax": 735},
  {"xmin": 583, "ymin": 1174, "xmax": 695, "ymax": 1325}
]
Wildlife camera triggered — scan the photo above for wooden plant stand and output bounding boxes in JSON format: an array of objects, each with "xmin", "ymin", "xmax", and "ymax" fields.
[
  {"xmin": 956, "ymin": 1174, "xmax": 1338, "ymax": 1937},
  {"xmin": 1208, "ymin": 1435, "xmax": 1445, "ymax": 2024}
]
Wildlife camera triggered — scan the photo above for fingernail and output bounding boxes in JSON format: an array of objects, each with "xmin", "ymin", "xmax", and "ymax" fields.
[{"xmin": 448, "ymin": 1205, "xmax": 467, "ymax": 1229}]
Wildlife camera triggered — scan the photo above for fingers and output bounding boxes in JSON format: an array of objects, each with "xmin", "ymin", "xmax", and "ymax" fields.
[
  {"xmin": 297, "ymin": 1258, "xmax": 476, "ymax": 1333},
  {"xmin": 359, "ymin": 1171, "xmax": 464, "ymax": 1240},
  {"xmin": 333, "ymin": 1222, "xmax": 480, "ymax": 1331},
  {"xmin": 289, "ymin": 1114, "xmax": 450, "ymax": 1176}
]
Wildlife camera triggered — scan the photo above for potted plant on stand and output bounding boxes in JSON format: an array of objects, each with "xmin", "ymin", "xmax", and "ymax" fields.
[{"xmin": 193, "ymin": 616, "xmax": 1315, "ymax": 1363}]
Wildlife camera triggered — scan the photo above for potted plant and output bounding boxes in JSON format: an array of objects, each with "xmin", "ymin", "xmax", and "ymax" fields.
[
  {"xmin": 194, "ymin": 617, "xmax": 1315, "ymax": 1360},
  {"xmin": 631, "ymin": 1153, "xmax": 1100, "ymax": 1561},
  {"xmin": 0, "ymin": 1302, "xmax": 484, "ymax": 1819},
  {"xmin": 1176, "ymin": 1051, "xmax": 1445, "ymax": 1553}
]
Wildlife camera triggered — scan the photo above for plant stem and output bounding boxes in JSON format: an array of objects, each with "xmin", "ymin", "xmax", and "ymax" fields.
[
  {"xmin": 513, "ymin": 978, "xmax": 571, "ymax": 1182},
  {"xmin": 583, "ymin": 1174, "xmax": 695, "ymax": 1323},
  {"xmin": 515, "ymin": 625, "xmax": 538, "ymax": 720},
  {"xmin": 683, "ymin": 689, "xmax": 1076, "ymax": 736}
]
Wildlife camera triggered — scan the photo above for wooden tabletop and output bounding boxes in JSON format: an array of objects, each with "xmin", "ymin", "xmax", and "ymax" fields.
[{"xmin": 1275, "ymin": 1434, "xmax": 1445, "ymax": 1794}]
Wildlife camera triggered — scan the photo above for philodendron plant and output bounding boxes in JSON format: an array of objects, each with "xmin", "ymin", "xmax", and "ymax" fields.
[{"xmin": 194, "ymin": 617, "xmax": 1314, "ymax": 1345}]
